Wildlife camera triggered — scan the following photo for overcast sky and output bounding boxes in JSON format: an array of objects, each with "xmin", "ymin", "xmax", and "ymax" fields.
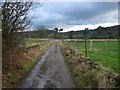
[{"xmin": 29, "ymin": 2, "xmax": 118, "ymax": 32}]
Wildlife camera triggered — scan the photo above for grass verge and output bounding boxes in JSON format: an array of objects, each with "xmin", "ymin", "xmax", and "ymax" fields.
[{"xmin": 3, "ymin": 41, "xmax": 52, "ymax": 88}]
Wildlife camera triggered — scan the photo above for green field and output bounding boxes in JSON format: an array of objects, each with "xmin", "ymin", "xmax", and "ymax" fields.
[
  {"xmin": 67, "ymin": 41, "xmax": 119, "ymax": 73},
  {"xmin": 25, "ymin": 40, "xmax": 45, "ymax": 45}
]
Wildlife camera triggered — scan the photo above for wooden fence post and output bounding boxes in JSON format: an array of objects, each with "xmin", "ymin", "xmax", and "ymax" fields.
[
  {"xmin": 85, "ymin": 38, "xmax": 87, "ymax": 57},
  {"xmin": 84, "ymin": 28, "xmax": 88, "ymax": 57},
  {"xmin": 104, "ymin": 41, "xmax": 107, "ymax": 50},
  {"xmin": 90, "ymin": 40, "xmax": 93, "ymax": 51}
]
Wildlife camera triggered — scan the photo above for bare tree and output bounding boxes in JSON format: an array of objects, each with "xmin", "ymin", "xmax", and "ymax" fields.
[
  {"xmin": 59, "ymin": 28, "xmax": 63, "ymax": 32},
  {"xmin": 2, "ymin": 2, "xmax": 32, "ymax": 70},
  {"xmin": 53, "ymin": 28, "xmax": 63, "ymax": 39},
  {"xmin": 54, "ymin": 28, "xmax": 59, "ymax": 32},
  {"xmin": 36, "ymin": 25, "xmax": 47, "ymax": 30},
  {"xmin": 35, "ymin": 25, "xmax": 48, "ymax": 38}
]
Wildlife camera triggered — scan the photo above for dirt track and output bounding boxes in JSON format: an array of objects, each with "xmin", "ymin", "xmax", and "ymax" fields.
[{"xmin": 18, "ymin": 40, "xmax": 74, "ymax": 88}]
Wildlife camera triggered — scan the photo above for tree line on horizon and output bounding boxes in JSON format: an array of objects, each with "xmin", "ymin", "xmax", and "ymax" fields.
[{"xmin": 23, "ymin": 25, "xmax": 119, "ymax": 39}]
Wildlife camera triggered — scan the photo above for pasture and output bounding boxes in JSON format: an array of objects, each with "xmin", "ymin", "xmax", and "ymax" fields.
[
  {"xmin": 67, "ymin": 40, "xmax": 119, "ymax": 73},
  {"xmin": 25, "ymin": 40, "xmax": 44, "ymax": 45}
]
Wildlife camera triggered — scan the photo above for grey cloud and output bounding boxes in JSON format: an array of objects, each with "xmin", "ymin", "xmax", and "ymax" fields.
[
  {"xmin": 44, "ymin": 2, "xmax": 117, "ymax": 19},
  {"xmin": 30, "ymin": 2, "xmax": 118, "ymax": 29}
]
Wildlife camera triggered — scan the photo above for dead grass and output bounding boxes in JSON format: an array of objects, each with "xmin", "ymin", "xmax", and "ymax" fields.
[
  {"xmin": 3, "ymin": 48, "xmax": 22, "ymax": 72},
  {"xmin": 97, "ymin": 73, "xmax": 110, "ymax": 88}
]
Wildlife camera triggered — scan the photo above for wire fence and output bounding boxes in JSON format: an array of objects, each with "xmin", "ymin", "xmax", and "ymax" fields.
[
  {"xmin": 67, "ymin": 40, "xmax": 118, "ymax": 51},
  {"xmin": 65, "ymin": 39, "xmax": 119, "ymax": 74}
]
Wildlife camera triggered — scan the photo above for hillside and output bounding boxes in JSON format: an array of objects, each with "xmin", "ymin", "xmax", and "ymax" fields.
[
  {"xmin": 23, "ymin": 25, "xmax": 119, "ymax": 39},
  {"xmin": 62, "ymin": 25, "xmax": 119, "ymax": 39}
]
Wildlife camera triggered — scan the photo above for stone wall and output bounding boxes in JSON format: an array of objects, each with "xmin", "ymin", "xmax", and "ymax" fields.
[{"xmin": 60, "ymin": 41, "xmax": 120, "ymax": 88}]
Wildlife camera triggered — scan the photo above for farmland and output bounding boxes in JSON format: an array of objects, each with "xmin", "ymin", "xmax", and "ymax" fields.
[
  {"xmin": 2, "ymin": 1, "xmax": 120, "ymax": 88},
  {"xmin": 25, "ymin": 39, "xmax": 46, "ymax": 45},
  {"xmin": 66, "ymin": 40, "xmax": 119, "ymax": 73}
]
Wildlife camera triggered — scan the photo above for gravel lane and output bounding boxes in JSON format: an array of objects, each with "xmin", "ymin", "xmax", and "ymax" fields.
[{"xmin": 18, "ymin": 40, "xmax": 74, "ymax": 88}]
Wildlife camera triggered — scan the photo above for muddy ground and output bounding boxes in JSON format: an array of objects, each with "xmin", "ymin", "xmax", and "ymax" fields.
[{"xmin": 18, "ymin": 41, "xmax": 74, "ymax": 88}]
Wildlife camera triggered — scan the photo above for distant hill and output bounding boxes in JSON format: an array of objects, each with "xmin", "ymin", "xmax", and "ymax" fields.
[
  {"xmin": 61, "ymin": 25, "xmax": 119, "ymax": 39},
  {"xmin": 23, "ymin": 25, "xmax": 119, "ymax": 39}
]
